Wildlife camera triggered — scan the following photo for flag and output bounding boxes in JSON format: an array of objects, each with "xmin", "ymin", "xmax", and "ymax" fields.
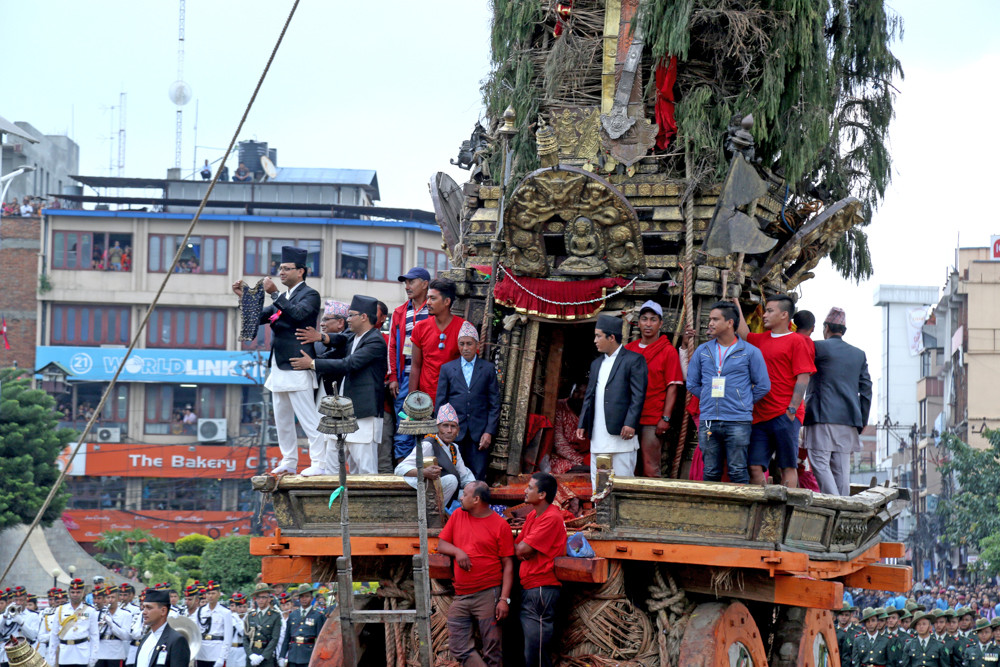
[{"xmin": 1, "ymin": 316, "xmax": 10, "ymax": 350}]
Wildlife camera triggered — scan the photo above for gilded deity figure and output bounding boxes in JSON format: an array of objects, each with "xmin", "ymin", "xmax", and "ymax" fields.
[{"xmin": 559, "ymin": 216, "xmax": 607, "ymax": 275}]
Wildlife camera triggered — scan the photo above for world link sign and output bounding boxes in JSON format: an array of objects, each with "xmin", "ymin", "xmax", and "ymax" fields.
[{"xmin": 35, "ymin": 346, "xmax": 266, "ymax": 385}]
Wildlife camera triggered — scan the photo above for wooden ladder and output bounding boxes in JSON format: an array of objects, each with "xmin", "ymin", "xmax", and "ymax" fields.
[{"xmin": 333, "ymin": 434, "xmax": 434, "ymax": 667}]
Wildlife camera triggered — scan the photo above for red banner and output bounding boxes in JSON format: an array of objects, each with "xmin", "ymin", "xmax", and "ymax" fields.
[
  {"xmin": 62, "ymin": 509, "xmax": 276, "ymax": 542},
  {"xmin": 59, "ymin": 443, "xmax": 308, "ymax": 479}
]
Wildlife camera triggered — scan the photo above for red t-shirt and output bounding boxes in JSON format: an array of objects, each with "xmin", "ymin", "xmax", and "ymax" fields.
[
  {"xmin": 410, "ymin": 316, "xmax": 465, "ymax": 402},
  {"xmin": 746, "ymin": 331, "xmax": 816, "ymax": 424},
  {"xmin": 438, "ymin": 509, "xmax": 515, "ymax": 595},
  {"xmin": 515, "ymin": 504, "xmax": 567, "ymax": 589},
  {"xmin": 625, "ymin": 336, "xmax": 685, "ymax": 425}
]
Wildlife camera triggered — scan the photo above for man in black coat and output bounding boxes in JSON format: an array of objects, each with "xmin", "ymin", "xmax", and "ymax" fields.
[
  {"xmin": 292, "ymin": 295, "xmax": 387, "ymax": 474},
  {"xmin": 232, "ymin": 246, "xmax": 323, "ymax": 476},
  {"xmin": 802, "ymin": 307, "xmax": 873, "ymax": 496},
  {"xmin": 435, "ymin": 320, "xmax": 501, "ymax": 480},
  {"xmin": 135, "ymin": 590, "xmax": 189, "ymax": 667},
  {"xmin": 576, "ymin": 313, "xmax": 648, "ymax": 490}
]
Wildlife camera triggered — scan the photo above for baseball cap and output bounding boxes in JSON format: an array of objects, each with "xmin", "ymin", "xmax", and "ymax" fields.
[{"xmin": 397, "ymin": 267, "xmax": 431, "ymax": 282}]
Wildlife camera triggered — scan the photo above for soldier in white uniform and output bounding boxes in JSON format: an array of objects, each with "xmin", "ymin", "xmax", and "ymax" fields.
[
  {"xmin": 1, "ymin": 588, "xmax": 20, "ymax": 665},
  {"xmin": 37, "ymin": 589, "xmax": 63, "ymax": 655},
  {"xmin": 95, "ymin": 585, "xmax": 132, "ymax": 667},
  {"xmin": 194, "ymin": 581, "xmax": 232, "ymax": 667},
  {"xmin": 48, "ymin": 579, "xmax": 100, "ymax": 667},
  {"xmin": 228, "ymin": 594, "xmax": 248, "ymax": 667},
  {"xmin": 182, "ymin": 584, "xmax": 203, "ymax": 618}
]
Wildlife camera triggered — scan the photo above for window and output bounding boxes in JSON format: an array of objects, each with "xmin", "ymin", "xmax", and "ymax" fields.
[
  {"xmin": 52, "ymin": 231, "xmax": 133, "ymax": 271},
  {"xmin": 244, "ymin": 238, "xmax": 321, "ymax": 277},
  {"xmin": 337, "ymin": 241, "xmax": 402, "ymax": 282},
  {"xmin": 145, "ymin": 384, "xmax": 227, "ymax": 435},
  {"xmin": 920, "ymin": 350, "xmax": 932, "ymax": 378},
  {"xmin": 141, "ymin": 478, "xmax": 222, "ymax": 511},
  {"xmin": 147, "ymin": 307, "xmax": 227, "ymax": 349},
  {"xmin": 417, "ymin": 248, "xmax": 450, "ymax": 279},
  {"xmin": 51, "ymin": 305, "xmax": 130, "ymax": 345},
  {"xmin": 149, "ymin": 234, "xmax": 228, "ymax": 274},
  {"xmin": 59, "ymin": 383, "xmax": 129, "ymax": 432},
  {"xmin": 65, "ymin": 476, "xmax": 127, "ymax": 510}
]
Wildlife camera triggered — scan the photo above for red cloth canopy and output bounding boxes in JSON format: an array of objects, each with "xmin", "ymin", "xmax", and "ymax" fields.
[{"xmin": 474, "ymin": 265, "xmax": 632, "ymax": 320}]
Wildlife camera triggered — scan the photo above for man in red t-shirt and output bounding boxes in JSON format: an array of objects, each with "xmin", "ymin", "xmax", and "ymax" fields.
[
  {"xmin": 515, "ymin": 472, "xmax": 567, "ymax": 667},
  {"xmin": 624, "ymin": 300, "xmax": 684, "ymax": 477},
  {"xmin": 737, "ymin": 295, "xmax": 815, "ymax": 488},
  {"xmin": 437, "ymin": 481, "xmax": 514, "ymax": 667},
  {"xmin": 410, "ymin": 278, "xmax": 465, "ymax": 405}
]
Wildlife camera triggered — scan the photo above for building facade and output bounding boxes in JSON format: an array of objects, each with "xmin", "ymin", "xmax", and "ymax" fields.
[
  {"xmin": 0, "ymin": 122, "xmax": 79, "ymax": 205},
  {"xmin": 34, "ymin": 203, "xmax": 446, "ymax": 544}
]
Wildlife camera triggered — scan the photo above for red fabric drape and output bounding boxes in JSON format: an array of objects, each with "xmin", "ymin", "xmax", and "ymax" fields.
[
  {"xmin": 486, "ymin": 268, "xmax": 630, "ymax": 320},
  {"xmin": 654, "ymin": 56, "xmax": 678, "ymax": 150}
]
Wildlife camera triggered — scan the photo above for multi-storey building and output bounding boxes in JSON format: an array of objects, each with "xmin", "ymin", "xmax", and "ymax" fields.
[{"xmin": 30, "ymin": 169, "xmax": 447, "ymax": 545}]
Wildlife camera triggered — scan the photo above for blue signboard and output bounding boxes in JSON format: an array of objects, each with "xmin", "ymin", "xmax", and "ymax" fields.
[{"xmin": 35, "ymin": 346, "xmax": 266, "ymax": 385}]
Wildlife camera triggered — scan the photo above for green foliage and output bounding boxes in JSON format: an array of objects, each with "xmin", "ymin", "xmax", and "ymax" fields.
[
  {"xmin": 0, "ymin": 368, "xmax": 74, "ymax": 530},
  {"xmin": 978, "ymin": 533, "xmax": 1000, "ymax": 578},
  {"xmin": 176, "ymin": 555, "xmax": 201, "ymax": 570},
  {"xmin": 175, "ymin": 533, "xmax": 214, "ymax": 555},
  {"xmin": 94, "ymin": 528, "xmax": 172, "ymax": 568},
  {"xmin": 185, "ymin": 569, "xmax": 204, "ymax": 582},
  {"xmin": 936, "ymin": 429, "xmax": 1000, "ymax": 548},
  {"xmin": 134, "ymin": 551, "xmax": 185, "ymax": 592},
  {"xmin": 200, "ymin": 535, "xmax": 261, "ymax": 593}
]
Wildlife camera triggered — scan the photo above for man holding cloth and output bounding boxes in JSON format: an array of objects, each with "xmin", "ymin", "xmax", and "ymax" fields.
[
  {"xmin": 232, "ymin": 246, "xmax": 322, "ymax": 476},
  {"xmin": 435, "ymin": 321, "xmax": 501, "ymax": 480},
  {"xmin": 624, "ymin": 300, "xmax": 685, "ymax": 477},
  {"xmin": 292, "ymin": 295, "xmax": 387, "ymax": 475},
  {"xmin": 437, "ymin": 481, "xmax": 514, "ymax": 667},
  {"xmin": 394, "ymin": 404, "xmax": 476, "ymax": 507},
  {"xmin": 802, "ymin": 308, "xmax": 873, "ymax": 496},
  {"xmin": 576, "ymin": 314, "xmax": 648, "ymax": 490}
]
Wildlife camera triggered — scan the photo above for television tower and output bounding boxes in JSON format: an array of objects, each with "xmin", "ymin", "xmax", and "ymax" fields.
[{"xmin": 167, "ymin": 0, "xmax": 192, "ymax": 169}]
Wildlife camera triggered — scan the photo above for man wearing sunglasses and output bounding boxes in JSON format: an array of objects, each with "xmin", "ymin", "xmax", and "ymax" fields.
[
  {"xmin": 233, "ymin": 246, "xmax": 322, "ymax": 476},
  {"xmin": 291, "ymin": 295, "xmax": 387, "ymax": 474}
]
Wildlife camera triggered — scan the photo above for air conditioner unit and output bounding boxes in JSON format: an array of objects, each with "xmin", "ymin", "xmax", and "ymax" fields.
[
  {"xmin": 197, "ymin": 418, "xmax": 228, "ymax": 443},
  {"xmin": 265, "ymin": 425, "xmax": 279, "ymax": 446},
  {"xmin": 96, "ymin": 427, "xmax": 121, "ymax": 443}
]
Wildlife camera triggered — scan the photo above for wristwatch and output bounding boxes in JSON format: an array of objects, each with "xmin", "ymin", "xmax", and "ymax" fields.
[
  {"xmin": 661, "ymin": 415, "xmax": 671, "ymax": 422},
  {"xmin": 501, "ymin": 597, "xmax": 511, "ymax": 605}
]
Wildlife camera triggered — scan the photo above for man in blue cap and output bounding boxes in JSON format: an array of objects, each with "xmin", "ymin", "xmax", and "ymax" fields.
[
  {"xmin": 388, "ymin": 267, "xmax": 431, "ymax": 461},
  {"xmin": 232, "ymin": 246, "xmax": 322, "ymax": 475}
]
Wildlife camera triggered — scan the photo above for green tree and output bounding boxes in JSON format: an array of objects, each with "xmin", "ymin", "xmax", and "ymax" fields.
[
  {"xmin": 94, "ymin": 528, "xmax": 172, "ymax": 569},
  {"xmin": 201, "ymin": 535, "xmax": 261, "ymax": 593},
  {"xmin": 175, "ymin": 533, "xmax": 214, "ymax": 555},
  {"xmin": 978, "ymin": 532, "xmax": 1000, "ymax": 578},
  {"xmin": 134, "ymin": 551, "xmax": 186, "ymax": 592},
  {"xmin": 0, "ymin": 368, "xmax": 75, "ymax": 529},
  {"xmin": 936, "ymin": 429, "xmax": 1000, "ymax": 548}
]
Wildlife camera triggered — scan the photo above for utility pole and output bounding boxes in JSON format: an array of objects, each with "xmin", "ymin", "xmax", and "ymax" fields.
[{"xmin": 910, "ymin": 424, "xmax": 921, "ymax": 579}]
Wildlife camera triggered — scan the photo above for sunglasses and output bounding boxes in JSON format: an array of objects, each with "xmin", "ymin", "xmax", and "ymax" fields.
[{"xmin": 438, "ymin": 332, "xmax": 446, "ymax": 349}]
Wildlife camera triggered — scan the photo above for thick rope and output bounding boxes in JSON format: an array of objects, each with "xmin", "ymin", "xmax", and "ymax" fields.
[
  {"xmin": 646, "ymin": 566, "xmax": 695, "ymax": 667},
  {"xmin": 0, "ymin": 0, "xmax": 302, "ymax": 587},
  {"xmin": 671, "ymin": 145, "xmax": 696, "ymax": 479}
]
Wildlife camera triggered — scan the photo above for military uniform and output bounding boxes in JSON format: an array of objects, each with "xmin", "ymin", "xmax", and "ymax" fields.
[
  {"xmin": 837, "ymin": 624, "xmax": 856, "ymax": 663},
  {"xmin": 280, "ymin": 599, "xmax": 325, "ymax": 667},
  {"xmin": 852, "ymin": 631, "xmax": 890, "ymax": 667},
  {"xmin": 47, "ymin": 598, "xmax": 100, "ymax": 667},
  {"xmin": 885, "ymin": 628, "xmax": 910, "ymax": 666},
  {"xmin": 95, "ymin": 601, "xmax": 133, "ymax": 667},
  {"xmin": 194, "ymin": 601, "xmax": 233, "ymax": 667},
  {"xmin": 958, "ymin": 640, "xmax": 1000, "ymax": 667},
  {"xmin": 229, "ymin": 613, "xmax": 247, "ymax": 667},
  {"xmin": 943, "ymin": 633, "xmax": 970, "ymax": 667},
  {"xmin": 900, "ymin": 635, "xmax": 950, "ymax": 667},
  {"xmin": 244, "ymin": 605, "xmax": 282, "ymax": 667}
]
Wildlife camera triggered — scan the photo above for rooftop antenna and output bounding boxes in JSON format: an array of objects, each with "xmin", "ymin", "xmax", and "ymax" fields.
[
  {"xmin": 168, "ymin": 0, "xmax": 192, "ymax": 170},
  {"xmin": 117, "ymin": 91, "xmax": 126, "ymax": 179}
]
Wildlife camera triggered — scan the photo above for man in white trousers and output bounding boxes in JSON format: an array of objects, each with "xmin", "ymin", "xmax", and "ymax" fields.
[{"xmin": 233, "ymin": 246, "xmax": 323, "ymax": 475}]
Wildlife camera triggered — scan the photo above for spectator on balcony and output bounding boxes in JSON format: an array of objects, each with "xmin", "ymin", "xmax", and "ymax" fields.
[
  {"xmin": 3, "ymin": 198, "xmax": 18, "ymax": 216},
  {"xmin": 20, "ymin": 196, "xmax": 33, "ymax": 217},
  {"xmin": 200, "ymin": 159, "xmax": 212, "ymax": 180},
  {"xmin": 182, "ymin": 405, "xmax": 197, "ymax": 425},
  {"xmin": 801, "ymin": 308, "xmax": 872, "ymax": 496},
  {"xmin": 122, "ymin": 246, "xmax": 132, "ymax": 272},
  {"xmin": 107, "ymin": 241, "xmax": 124, "ymax": 271},
  {"xmin": 233, "ymin": 163, "xmax": 253, "ymax": 182}
]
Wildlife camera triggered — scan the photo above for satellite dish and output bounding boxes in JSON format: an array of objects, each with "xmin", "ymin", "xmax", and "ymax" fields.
[
  {"xmin": 260, "ymin": 155, "xmax": 278, "ymax": 180},
  {"xmin": 168, "ymin": 80, "xmax": 193, "ymax": 106}
]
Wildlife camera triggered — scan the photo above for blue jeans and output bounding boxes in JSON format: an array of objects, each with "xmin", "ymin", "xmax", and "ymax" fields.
[
  {"xmin": 521, "ymin": 586, "xmax": 560, "ymax": 667},
  {"xmin": 392, "ymin": 372, "xmax": 416, "ymax": 460},
  {"xmin": 699, "ymin": 421, "xmax": 751, "ymax": 484}
]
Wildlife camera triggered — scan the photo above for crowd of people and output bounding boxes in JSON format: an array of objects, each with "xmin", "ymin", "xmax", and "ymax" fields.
[
  {"xmin": 236, "ymin": 246, "xmax": 873, "ymax": 499},
  {"xmin": 836, "ymin": 582, "xmax": 1000, "ymax": 665},
  {"xmin": 0, "ymin": 577, "xmax": 342, "ymax": 667},
  {"xmin": 2, "ymin": 195, "xmax": 61, "ymax": 217}
]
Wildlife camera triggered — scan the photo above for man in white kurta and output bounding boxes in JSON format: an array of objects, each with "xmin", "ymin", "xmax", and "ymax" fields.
[{"xmin": 588, "ymin": 344, "xmax": 640, "ymax": 487}]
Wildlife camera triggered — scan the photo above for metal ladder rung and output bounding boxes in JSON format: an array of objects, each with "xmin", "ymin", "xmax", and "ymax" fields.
[{"xmin": 350, "ymin": 609, "xmax": 418, "ymax": 624}]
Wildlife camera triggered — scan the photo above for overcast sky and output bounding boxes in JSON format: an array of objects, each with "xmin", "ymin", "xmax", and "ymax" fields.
[{"xmin": 4, "ymin": 0, "xmax": 999, "ymax": 412}]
